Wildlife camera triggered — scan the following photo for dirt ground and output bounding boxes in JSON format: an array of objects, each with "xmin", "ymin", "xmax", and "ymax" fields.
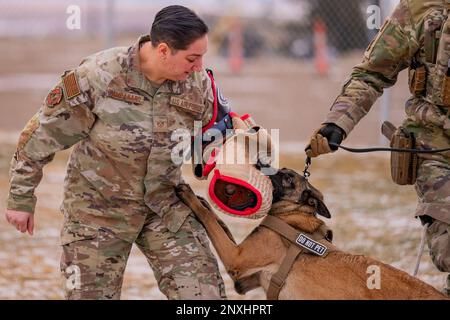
[
  {"xmin": 0, "ymin": 142, "xmax": 446, "ymax": 299},
  {"xmin": 0, "ymin": 36, "xmax": 446, "ymax": 300}
]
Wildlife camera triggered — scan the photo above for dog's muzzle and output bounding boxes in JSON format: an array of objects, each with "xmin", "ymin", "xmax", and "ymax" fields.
[
  {"xmin": 205, "ymin": 113, "xmax": 274, "ymax": 219},
  {"xmin": 207, "ymin": 165, "xmax": 273, "ymax": 219}
]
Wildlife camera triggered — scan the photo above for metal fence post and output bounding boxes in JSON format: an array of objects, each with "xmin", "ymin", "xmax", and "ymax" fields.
[{"xmin": 104, "ymin": 0, "xmax": 115, "ymax": 49}]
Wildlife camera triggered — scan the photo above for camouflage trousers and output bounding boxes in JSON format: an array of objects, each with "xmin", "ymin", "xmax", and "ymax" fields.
[
  {"xmin": 60, "ymin": 213, "xmax": 226, "ymax": 300},
  {"xmin": 403, "ymin": 106, "xmax": 450, "ymax": 274},
  {"xmin": 424, "ymin": 219, "xmax": 450, "ymax": 274},
  {"xmin": 416, "ymin": 160, "xmax": 450, "ymax": 274}
]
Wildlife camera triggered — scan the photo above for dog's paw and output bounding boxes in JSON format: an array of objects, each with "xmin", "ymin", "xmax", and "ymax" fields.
[
  {"xmin": 175, "ymin": 184, "xmax": 198, "ymax": 204},
  {"xmin": 175, "ymin": 183, "xmax": 190, "ymax": 195},
  {"xmin": 234, "ymin": 280, "xmax": 247, "ymax": 295},
  {"xmin": 234, "ymin": 273, "xmax": 261, "ymax": 295}
]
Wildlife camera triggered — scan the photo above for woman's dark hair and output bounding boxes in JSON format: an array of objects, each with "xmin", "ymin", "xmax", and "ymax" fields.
[{"xmin": 150, "ymin": 5, "xmax": 208, "ymax": 52}]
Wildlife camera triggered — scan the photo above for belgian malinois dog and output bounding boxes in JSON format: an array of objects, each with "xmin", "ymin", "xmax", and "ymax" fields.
[{"xmin": 176, "ymin": 168, "xmax": 448, "ymax": 300}]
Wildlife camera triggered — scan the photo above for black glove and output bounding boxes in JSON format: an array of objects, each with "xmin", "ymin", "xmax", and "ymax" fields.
[
  {"xmin": 318, "ymin": 123, "xmax": 345, "ymax": 150},
  {"xmin": 306, "ymin": 123, "xmax": 345, "ymax": 157}
]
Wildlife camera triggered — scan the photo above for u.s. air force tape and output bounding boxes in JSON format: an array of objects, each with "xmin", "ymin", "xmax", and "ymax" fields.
[{"xmin": 296, "ymin": 234, "xmax": 328, "ymax": 256}]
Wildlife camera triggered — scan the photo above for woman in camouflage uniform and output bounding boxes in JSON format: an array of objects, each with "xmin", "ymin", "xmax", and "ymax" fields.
[{"xmin": 5, "ymin": 5, "xmax": 227, "ymax": 300}]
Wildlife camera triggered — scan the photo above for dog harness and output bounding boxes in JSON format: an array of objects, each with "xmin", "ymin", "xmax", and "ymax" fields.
[{"xmin": 261, "ymin": 215, "xmax": 338, "ymax": 300}]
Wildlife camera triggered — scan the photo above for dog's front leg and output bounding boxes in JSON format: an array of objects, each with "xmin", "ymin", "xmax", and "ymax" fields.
[
  {"xmin": 196, "ymin": 195, "xmax": 237, "ymax": 245},
  {"xmin": 176, "ymin": 184, "xmax": 247, "ymax": 278},
  {"xmin": 234, "ymin": 272, "xmax": 262, "ymax": 294}
]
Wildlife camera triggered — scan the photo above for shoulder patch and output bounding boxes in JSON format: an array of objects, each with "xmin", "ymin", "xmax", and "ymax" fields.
[
  {"xmin": 62, "ymin": 71, "xmax": 81, "ymax": 100},
  {"xmin": 18, "ymin": 113, "xmax": 40, "ymax": 150},
  {"xmin": 45, "ymin": 86, "xmax": 63, "ymax": 108},
  {"xmin": 407, "ymin": 0, "xmax": 436, "ymax": 25},
  {"xmin": 217, "ymin": 86, "xmax": 230, "ymax": 109}
]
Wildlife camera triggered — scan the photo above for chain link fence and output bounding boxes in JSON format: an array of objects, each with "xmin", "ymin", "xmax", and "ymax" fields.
[
  {"xmin": 210, "ymin": 0, "xmax": 377, "ymax": 60},
  {"xmin": 0, "ymin": 0, "xmax": 404, "ymax": 143},
  {"xmin": 0, "ymin": 0, "xmax": 396, "ymax": 58}
]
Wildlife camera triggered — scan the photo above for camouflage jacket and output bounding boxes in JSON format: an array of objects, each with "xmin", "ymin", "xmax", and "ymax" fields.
[
  {"xmin": 325, "ymin": 0, "xmax": 450, "ymax": 137},
  {"xmin": 7, "ymin": 35, "xmax": 215, "ymax": 240}
]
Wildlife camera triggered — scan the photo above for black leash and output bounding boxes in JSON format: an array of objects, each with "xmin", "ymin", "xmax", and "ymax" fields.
[
  {"xmin": 303, "ymin": 156, "xmax": 311, "ymax": 179},
  {"xmin": 303, "ymin": 142, "xmax": 450, "ymax": 179},
  {"xmin": 328, "ymin": 142, "xmax": 450, "ymax": 154}
]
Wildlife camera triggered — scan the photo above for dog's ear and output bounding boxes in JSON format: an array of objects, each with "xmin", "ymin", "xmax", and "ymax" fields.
[
  {"xmin": 268, "ymin": 169, "xmax": 285, "ymax": 203},
  {"xmin": 301, "ymin": 191, "xmax": 331, "ymax": 219},
  {"xmin": 299, "ymin": 178, "xmax": 332, "ymax": 219},
  {"xmin": 314, "ymin": 198, "xmax": 331, "ymax": 219}
]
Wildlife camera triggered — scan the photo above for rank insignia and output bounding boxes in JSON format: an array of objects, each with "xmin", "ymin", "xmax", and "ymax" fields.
[
  {"xmin": 62, "ymin": 71, "xmax": 81, "ymax": 100},
  {"xmin": 45, "ymin": 86, "xmax": 63, "ymax": 108},
  {"xmin": 153, "ymin": 116, "xmax": 168, "ymax": 133}
]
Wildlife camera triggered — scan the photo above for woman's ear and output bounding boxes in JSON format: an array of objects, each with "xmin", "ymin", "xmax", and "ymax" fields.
[{"xmin": 157, "ymin": 42, "xmax": 170, "ymax": 60}]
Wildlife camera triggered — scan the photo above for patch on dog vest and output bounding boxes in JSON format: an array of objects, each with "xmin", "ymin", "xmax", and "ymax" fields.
[{"xmin": 296, "ymin": 234, "xmax": 328, "ymax": 256}]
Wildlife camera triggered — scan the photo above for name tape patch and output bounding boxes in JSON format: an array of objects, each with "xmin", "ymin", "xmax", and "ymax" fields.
[
  {"xmin": 296, "ymin": 234, "xmax": 328, "ymax": 256},
  {"xmin": 107, "ymin": 89, "xmax": 144, "ymax": 105},
  {"xmin": 170, "ymin": 96, "xmax": 203, "ymax": 114}
]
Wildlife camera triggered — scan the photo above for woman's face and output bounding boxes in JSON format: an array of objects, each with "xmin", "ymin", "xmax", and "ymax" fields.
[{"xmin": 162, "ymin": 35, "xmax": 208, "ymax": 81}]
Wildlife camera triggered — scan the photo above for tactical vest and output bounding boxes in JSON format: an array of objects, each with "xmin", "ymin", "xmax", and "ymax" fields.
[{"xmin": 409, "ymin": 0, "xmax": 450, "ymax": 107}]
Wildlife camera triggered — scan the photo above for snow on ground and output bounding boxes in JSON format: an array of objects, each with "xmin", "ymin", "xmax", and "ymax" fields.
[{"xmin": 0, "ymin": 142, "xmax": 446, "ymax": 299}]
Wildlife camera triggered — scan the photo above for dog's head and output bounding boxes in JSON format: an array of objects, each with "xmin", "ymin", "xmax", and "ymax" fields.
[{"xmin": 269, "ymin": 168, "xmax": 331, "ymax": 219}]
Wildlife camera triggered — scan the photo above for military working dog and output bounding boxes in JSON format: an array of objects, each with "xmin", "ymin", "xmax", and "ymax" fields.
[{"xmin": 176, "ymin": 168, "xmax": 448, "ymax": 299}]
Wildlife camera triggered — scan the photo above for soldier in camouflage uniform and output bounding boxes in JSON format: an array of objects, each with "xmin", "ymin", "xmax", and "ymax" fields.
[
  {"xmin": 306, "ymin": 0, "xmax": 450, "ymax": 295},
  {"xmin": 4, "ymin": 5, "xmax": 227, "ymax": 299}
]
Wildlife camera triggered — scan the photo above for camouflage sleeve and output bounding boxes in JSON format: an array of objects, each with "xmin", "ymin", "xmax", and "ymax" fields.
[
  {"xmin": 189, "ymin": 70, "xmax": 214, "ymax": 181},
  {"xmin": 324, "ymin": 0, "xmax": 419, "ymax": 135},
  {"xmin": 200, "ymin": 70, "xmax": 215, "ymax": 128},
  {"xmin": 7, "ymin": 70, "xmax": 96, "ymax": 213}
]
